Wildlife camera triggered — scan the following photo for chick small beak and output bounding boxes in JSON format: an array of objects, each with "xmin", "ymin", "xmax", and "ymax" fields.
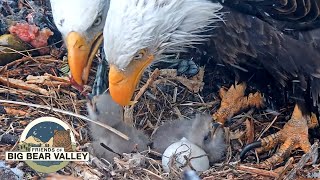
[
  {"xmin": 211, "ymin": 122, "xmax": 223, "ymax": 135},
  {"xmin": 66, "ymin": 31, "xmax": 103, "ymax": 86},
  {"xmin": 108, "ymin": 55, "xmax": 154, "ymax": 106}
]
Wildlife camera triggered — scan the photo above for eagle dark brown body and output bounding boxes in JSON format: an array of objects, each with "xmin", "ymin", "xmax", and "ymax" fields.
[
  {"xmin": 219, "ymin": 0, "xmax": 320, "ymax": 28},
  {"xmin": 82, "ymin": 0, "xmax": 320, "ymax": 169},
  {"xmin": 206, "ymin": 0, "xmax": 320, "ymax": 168},
  {"xmin": 210, "ymin": 0, "xmax": 320, "ymax": 105}
]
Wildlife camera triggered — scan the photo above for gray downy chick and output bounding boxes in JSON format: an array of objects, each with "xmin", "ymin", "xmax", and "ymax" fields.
[
  {"xmin": 152, "ymin": 114, "xmax": 226, "ymax": 163},
  {"xmin": 87, "ymin": 93, "xmax": 150, "ymax": 162}
]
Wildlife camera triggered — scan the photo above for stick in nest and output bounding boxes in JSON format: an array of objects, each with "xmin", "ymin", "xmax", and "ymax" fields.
[
  {"xmin": 131, "ymin": 68, "xmax": 161, "ymax": 109},
  {"xmin": 238, "ymin": 165, "xmax": 279, "ymax": 178},
  {"xmin": 0, "ymin": 99, "xmax": 129, "ymax": 140},
  {"xmin": 0, "ymin": 76, "xmax": 51, "ymax": 96}
]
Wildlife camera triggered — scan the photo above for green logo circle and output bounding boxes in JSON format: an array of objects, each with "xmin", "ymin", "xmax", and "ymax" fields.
[{"xmin": 19, "ymin": 117, "xmax": 76, "ymax": 173}]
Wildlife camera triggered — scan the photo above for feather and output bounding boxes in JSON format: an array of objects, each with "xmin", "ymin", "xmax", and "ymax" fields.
[
  {"xmin": 210, "ymin": 6, "xmax": 320, "ymax": 106},
  {"xmin": 50, "ymin": 0, "xmax": 109, "ymax": 40},
  {"xmin": 103, "ymin": 0, "xmax": 320, "ymax": 107},
  {"xmin": 104, "ymin": 0, "xmax": 224, "ymax": 70}
]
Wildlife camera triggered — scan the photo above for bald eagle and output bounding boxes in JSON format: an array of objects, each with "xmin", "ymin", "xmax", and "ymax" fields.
[
  {"xmin": 50, "ymin": 0, "xmax": 320, "ymax": 168},
  {"xmin": 102, "ymin": 0, "xmax": 320, "ymax": 168},
  {"xmin": 50, "ymin": 0, "xmax": 110, "ymax": 86},
  {"xmin": 103, "ymin": 0, "xmax": 320, "ymax": 106}
]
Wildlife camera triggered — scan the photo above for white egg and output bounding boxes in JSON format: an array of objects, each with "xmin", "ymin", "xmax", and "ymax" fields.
[{"xmin": 162, "ymin": 137, "xmax": 210, "ymax": 173}]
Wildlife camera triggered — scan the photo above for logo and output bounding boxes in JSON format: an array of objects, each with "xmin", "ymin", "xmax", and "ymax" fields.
[{"xmin": 5, "ymin": 117, "xmax": 89, "ymax": 173}]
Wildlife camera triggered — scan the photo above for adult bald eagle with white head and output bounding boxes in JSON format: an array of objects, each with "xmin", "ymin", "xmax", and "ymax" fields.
[
  {"xmin": 50, "ymin": 0, "xmax": 110, "ymax": 86},
  {"xmin": 50, "ymin": 0, "xmax": 320, "ymax": 169},
  {"xmin": 103, "ymin": 0, "xmax": 320, "ymax": 168}
]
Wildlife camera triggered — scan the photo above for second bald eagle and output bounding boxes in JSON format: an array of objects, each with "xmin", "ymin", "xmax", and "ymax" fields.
[{"xmin": 51, "ymin": 0, "xmax": 320, "ymax": 168}]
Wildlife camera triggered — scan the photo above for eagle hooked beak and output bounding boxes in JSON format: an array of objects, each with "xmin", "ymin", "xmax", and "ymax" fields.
[
  {"xmin": 108, "ymin": 55, "xmax": 154, "ymax": 106},
  {"xmin": 66, "ymin": 31, "xmax": 103, "ymax": 86}
]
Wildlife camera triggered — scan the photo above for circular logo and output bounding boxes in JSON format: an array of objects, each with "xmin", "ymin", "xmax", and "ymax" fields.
[{"xmin": 18, "ymin": 117, "xmax": 76, "ymax": 173}]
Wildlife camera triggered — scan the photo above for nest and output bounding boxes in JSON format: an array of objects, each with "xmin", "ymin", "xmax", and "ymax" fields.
[{"xmin": 0, "ymin": 1, "xmax": 319, "ymax": 180}]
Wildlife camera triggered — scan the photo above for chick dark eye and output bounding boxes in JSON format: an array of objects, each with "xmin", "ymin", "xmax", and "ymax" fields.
[
  {"xmin": 203, "ymin": 133, "xmax": 210, "ymax": 141},
  {"xmin": 93, "ymin": 16, "xmax": 102, "ymax": 26}
]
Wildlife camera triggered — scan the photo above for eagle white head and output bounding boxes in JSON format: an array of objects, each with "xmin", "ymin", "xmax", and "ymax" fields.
[
  {"xmin": 50, "ymin": 0, "xmax": 110, "ymax": 86},
  {"xmin": 104, "ymin": 0, "xmax": 223, "ymax": 105}
]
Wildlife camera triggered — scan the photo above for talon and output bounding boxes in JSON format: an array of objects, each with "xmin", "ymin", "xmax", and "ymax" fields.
[
  {"xmin": 246, "ymin": 104, "xmax": 318, "ymax": 169},
  {"xmin": 177, "ymin": 59, "xmax": 200, "ymax": 77},
  {"xmin": 212, "ymin": 83, "xmax": 264, "ymax": 125}
]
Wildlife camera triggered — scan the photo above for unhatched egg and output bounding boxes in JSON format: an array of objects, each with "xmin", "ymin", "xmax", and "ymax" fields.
[{"xmin": 162, "ymin": 137, "xmax": 209, "ymax": 173}]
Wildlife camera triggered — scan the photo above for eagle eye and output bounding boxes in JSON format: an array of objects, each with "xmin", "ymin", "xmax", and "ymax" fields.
[
  {"xmin": 133, "ymin": 49, "xmax": 147, "ymax": 60},
  {"xmin": 93, "ymin": 15, "xmax": 102, "ymax": 26}
]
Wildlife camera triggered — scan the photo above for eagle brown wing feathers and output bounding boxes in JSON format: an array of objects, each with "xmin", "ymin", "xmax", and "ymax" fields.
[
  {"xmin": 217, "ymin": 0, "xmax": 320, "ymax": 29},
  {"xmin": 210, "ymin": 5, "xmax": 320, "ymax": 105}
]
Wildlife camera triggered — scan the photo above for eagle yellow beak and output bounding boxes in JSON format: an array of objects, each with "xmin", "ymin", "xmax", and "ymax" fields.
[
  {"xmin": 66, "ymin": 31, "xmax": 103, "ymax": 86},
  {"xmin": 109, "ymin": 55, "xmax": 154, "ymax": 106}
]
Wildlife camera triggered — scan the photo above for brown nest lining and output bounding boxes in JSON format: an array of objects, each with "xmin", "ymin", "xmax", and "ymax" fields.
[
  {"xmin": 0, "ymin": 53, "xmax": 318, "ymax": 179},
  {"xmin": 0, "ymin": 1, "xmax": 318, "ymax": 179}
]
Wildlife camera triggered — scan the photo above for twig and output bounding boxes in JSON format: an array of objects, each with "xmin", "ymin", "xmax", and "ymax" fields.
[
  {"xmin": 0, "ymin": 55, "xmax": 61, "ymax": 74},
  {"xmin": 142, "ymin": 168, "xmax": 163, "ymax": 180},
  {"xmin": 202, "ymin": 169, "xmax": 233, "ymax": 179},
  {"xmin": 0, "ymin": 99, "xmax": 129, "ymax": 140},
  {"xmin": 26, "ymin": 74, "xmax": 70, "ymax": 87},
  {"xmin": 0, "ymin": 87, "xmax": 37, "ymax": 96},
  {"xmin": 0, "ymin": 46, "xmax": 38, "ymax": 63},
  {"xmin": 229, "ymin": 109, "xmax": 254, "ymax": 130},
  {"xmin": 131, "ymin": 68, "xmax": 161, "ymax": 109},
  {"xmin": 277, "ymin": 157, "xmax": 294, "ymax": 180},
  {"xmin": 245, "ymin": 118, "xmax": 255, "ymax": 144},
  {"xmin": 0, "ymin": 40, "xmax": 63, "ymax": 54},
  {"xmin": 238, "ymin": 165, "xmax": 279, "ymax": 178},
  {"xmin": 257, "ymin": 115, "xmax": 278, "ymax": 140},
  {"xmin": 3, "ymin": 107, "xmax": 28, "ymax": 116},
  {"xmin": 0, "ymin": 57, "xmax": 34, "ymax": 74},
  {"xmin": 284, "ymin": 141, "xmax": 319, "ymax": 180},
  {"xmin": 0, "ymin": 76, "xmax": 51, "ymax": 96}
]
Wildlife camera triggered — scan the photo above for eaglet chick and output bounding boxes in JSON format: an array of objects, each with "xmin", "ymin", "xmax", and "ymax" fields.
[
  {"xmin": 87, "ymin": 93, "xmax": 150, "ymax": 162},
  {"xmin": 152, "ymin": 114, "xmax": 227, "ymax": 163}
]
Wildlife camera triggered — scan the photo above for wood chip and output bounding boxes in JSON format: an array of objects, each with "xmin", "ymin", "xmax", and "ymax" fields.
[
  {"xmin": 44, "ymin": 73, "xmax": 70, "ymax": 83},
  {"xmin": 0, "ymin": 55, "xmax": 60, "ymax": 74},
  {"xmin": 284, "ymin": 141, "xmax": 319, "ymax": 180},
  {"xmin": 26, "ymin": 75, "xmax": 70, "ymax": 87},
  {"xmin": 229, "ymin": 129, "xmax": 245, "ymax": 140},
  {"xmin": 0, "ymin": 76, "xmax": 52, "ymax": 96},
  {"xmin": 3, "ymin": 107, "xmax": 28, "ymax": 116},
  {"xmin": 45, "ymin": 174, "xmax": 82, "ymax": 180},
  {"xmin": 245, "ymin": 118, "xmax": 255, "ymax": 144},
  {"xmin": 159, "ymin": 68, "xmax": 204, "ymax": 93},
  {"xmin": 277, "ymin": 157, "xmax": 294, "ymax": 180},
  {"xmin": 0, "ymin": 87, "xmax": 37, "ymax": 96},
  {"xmin": 238, "ymin": 165, "xmax": 279, "ymax": 178}
]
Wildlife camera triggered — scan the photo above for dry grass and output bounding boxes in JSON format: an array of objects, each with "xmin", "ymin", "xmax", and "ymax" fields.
[
  {"xmin": 0, "ymin": 53, "xmax": 318, "ymax": 180},
  {"xmin": 0, "ymin": 1, "xmax": 319, "ymax": 179}
]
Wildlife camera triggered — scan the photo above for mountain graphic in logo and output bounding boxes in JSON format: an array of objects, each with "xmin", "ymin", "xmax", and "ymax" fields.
[{"xmin": 18, "ymin": 117, "xmax": 77, "ymax": 173}]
